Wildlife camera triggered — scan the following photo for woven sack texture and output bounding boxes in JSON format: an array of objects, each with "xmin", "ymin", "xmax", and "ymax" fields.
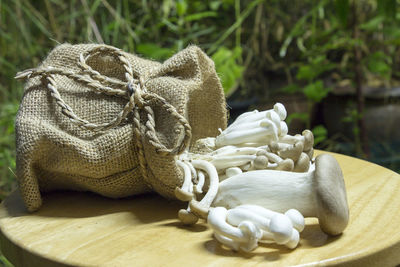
[{"xmin": 15, "ymin": 43, "xmax": 227, "ymax": 212}]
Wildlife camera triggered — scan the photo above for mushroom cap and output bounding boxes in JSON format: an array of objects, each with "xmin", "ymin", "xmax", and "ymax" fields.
[
  {"xmin": 274, "ymin": 102, "xmax": 287, "ymax": 120},
  {"xmin": 314, "ymin": 154, "xmax": 349, "ymax": 235},
  {"xmin": 253, "ymin": 155, "xmax": 268, "ymax": 169},
  {"xmin": 269, "ymin": 214, "xmax": 293, "ymax": 244},
  {"xmin": 280, "ymin": 141, "xmax": 304, "ymax": 161},
  {"xmin": 304, "ymin": 147, "xmax": 314, "ymax": 160},
  {"xmin": 276, "ymin": 158, "xmax": 294, "ymax": 171},
  {"xmin": 285, "ymin": 209, "xmax": 305, "ymax": 232},
  {"xmin": 178, "ymin": 209, "xmax": 199, "ymax": 225},
  {"xmin": 190, "ymin": 200, "xmax": 209, "ymax": 219},
  {"xmin": 293, "ymin": 152, "xmax": 310, "ymax": 172},
  {"xmin": 302, "ymin": 130, "xmax": 314, "ymax": 151},
  {"xmin": 174, "ymin": 187, "xmax": 194, "ymax": 202}
]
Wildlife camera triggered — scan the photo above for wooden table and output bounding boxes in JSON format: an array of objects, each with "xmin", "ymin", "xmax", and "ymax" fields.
[{"xmin": 1, "ymin": 151, "xmax": 400, "ymax": 267}]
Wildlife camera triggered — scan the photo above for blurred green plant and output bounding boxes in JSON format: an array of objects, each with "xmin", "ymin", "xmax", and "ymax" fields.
[{"xmin": 274, "ymin": 0, "xmax": 399, "ymax": 158}]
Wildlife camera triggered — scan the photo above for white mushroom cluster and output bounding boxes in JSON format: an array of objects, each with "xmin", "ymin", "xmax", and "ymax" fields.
[{"xmin": 174, "ymin": 103, "xmax": 349, "ymax": 252}]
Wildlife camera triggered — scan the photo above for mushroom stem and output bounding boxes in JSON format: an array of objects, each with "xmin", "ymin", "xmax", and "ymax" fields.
[
  {"xmin": 175, "ymin": 160, "xmax": 194, "ymax": 201},
  {"xmin": 279, "ymin": 130, "xmax": 314, "ymax": 151},
  {"xmin": 212, "ymin": 154, "xmax": 349, "ymax": 235},
  {"xmin": 211, "ymin": 155, "xmax": 257, "ymax": 170},
  {"xmin": 194, "ymin": 170, "xmax": 205, "ymax": 194},
  {"xmin": 257, "ymin": 150, "xmax": 294, "ymax": 171},
  {"xmin": 208, "ymin": 207, "xmax": 261, "ymax": 252},
  {"xmin": 216, "ymin": 125, "xmax": 278, "ymax": 147},
  {"xmin": 235, "ymin": 205, "xmax": 305, "ymax": 232},
  {"xmin": 189, "ymin": 159, "xmax": 219, "ymax": 218},
  {"xmin": 225, "ymin": 167, "xmax": 242, "ymax": 178},
  {"xmin": 212, "ymin": 147, "xmax": 262, "ymax": 157},
  {"xmin": 270, "ymin": 141, "xmax": 304, "ymax": 162},
  {"xmin": 223, "ymin": 119, "xmax": 276, "ymax": 135},
  {"xmin": 231, "ymin": 103, "xmax": 286, "ymax": 126},
  {"xmin": 226, "ymin": 207, "xmax": 299, "ymax": 247}
]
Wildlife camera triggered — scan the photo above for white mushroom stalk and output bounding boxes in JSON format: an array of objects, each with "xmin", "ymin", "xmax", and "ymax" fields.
[
  {"xmin": 172, "ymin": 102, "xmax": 346, "ymax": 253},
  {"xmin": 213, "ymin": 154, "xmax": 349, "ymax": 236},
  {"xmin": 208, "ymin": 205, "xmax": 304, "ymax": 251}
]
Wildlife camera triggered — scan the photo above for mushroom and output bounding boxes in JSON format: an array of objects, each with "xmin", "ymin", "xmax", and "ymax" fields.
[
  {"xmin": 174, "ymin": 160, "xmax": 194, "ymax": 201},
  {"xmin": 194, "ymin": 170, "xmax": 205, "ymax": 194},
  {"xmin": 252, "ymin": 155, "xmax": 268, "ymax": 169},
  {"xmin": 178, "ymin": 205, "xmax": 199, "ymax": 225},
  {"xmin": 256, "ymin": 150, "xmax": 294, "ymax": 171},
  {"xmin": 211, "ymin": 146, "xmax": 261, "ymax": 156},
  {"xmin": 223, "ymin": 119, "xmax": 278, "ymax": 135},
  {"xmin": 208, "ymin": 207, "xmax": 262, "ymax": 252},
  {"xmin": 269, "ymin": 141, "xmax": 304, "ymax": 162},
  {"xmin": 225, "ymin": 167, "xmax": 242, "ymax": 178},
  {"xmin": 279, "ymin": 130, "xmax": 314, "ymax": 151},
  {"xmin": 230, "ymin": 103, "xmax": 286, "ymax": 127},
  {"xmin": 226, "ymin": 207, "xmax": 300, "ymax": 248},
  {"xmin": 211, "ymin": 155, "xmax": 257, "ymax": 170},
  {"xmin": 235, "ymin": 204, "xmax": 305, "ymax": 232},
  {"xmin": 189, "ymin": 159, "xmax": 219, "ymax": 219},
  {"xmin": 215, "ymin": 122, "xmax": 278, "ymax": 147},
  {"xmin": 212, "ymin": 154, "xmax": 349, "ymax": 235},
  {"xmin": 304, "ymin": 147, "xmax": 314, "ymax": 160},
  {"xmin": 293, "ymin": 152, "xmax": 311, "ymax": 172},
  {"xmin": 208, "ymin": 205, "xmax": 303, "ymax": 251}
]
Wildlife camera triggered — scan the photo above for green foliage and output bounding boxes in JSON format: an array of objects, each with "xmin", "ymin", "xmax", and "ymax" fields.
[
  {"xmin": 303, "ymin": 80, "xmax": 331, "ymax": 103},
  {"xmin": 365, "ymin": 51, "xmax": 392, "ymax": 79},
  {"xmin": 212, "ymin": 46, "xmax": 244, "ymax": 95},
  {"xmin": 312, "ymin": 125, "xmax": 328, "ymax": 146},
  {"xmin": 136, "ymin": 43, "xmax": 175, "ymax": 61},
  {"xmin": 0, "ymin": 102, "xmax": 18, "ymax": 200}
]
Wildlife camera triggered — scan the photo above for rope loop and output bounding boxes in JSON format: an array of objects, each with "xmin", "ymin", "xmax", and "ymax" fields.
[{"xmin": 15, "ymin": 45, "xmax": 192, "ymax": 158}]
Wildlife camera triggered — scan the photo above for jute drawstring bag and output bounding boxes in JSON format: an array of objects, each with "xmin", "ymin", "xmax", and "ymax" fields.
[{"xmin": 15, "ymin": 43, "xmax": 227, "ymax": 212}]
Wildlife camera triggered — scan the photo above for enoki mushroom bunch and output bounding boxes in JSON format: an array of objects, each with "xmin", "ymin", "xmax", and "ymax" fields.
[{"xmin": 174, "ymin": 103, "xmax": 316, "ymax": 251}]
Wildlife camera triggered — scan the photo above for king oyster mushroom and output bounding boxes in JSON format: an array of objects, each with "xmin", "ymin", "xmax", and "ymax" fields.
[{"xmin": 212, "ymin": 154, "xmax": 349, "ymax": 236}]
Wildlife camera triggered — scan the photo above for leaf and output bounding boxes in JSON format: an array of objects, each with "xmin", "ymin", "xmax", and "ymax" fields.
[
  {"xmin": 279, "ymin": 0, "xmax": 329, "ymax": 57},
  {"xmin": 365, "ymin": 51, "xmax": 391, "ymax": 78},
  {"xmin": 184, "ymin": 11, "xmax": 218, "ymax": 22},
  {"xmin": 212, "ymin": 46, "xmax": 244, "ymax": 95},
  {"xmin": 296, "ymin": 55, "xmax": 336, "ymax": 82},
  {"xmin": 286, "ymin": 112, "xmax": 309, "ymax": 126},
  {"xmin": 296, "ymin": 65, "xmax": 314, "ymax": 81},
  {"xmin": 303, "ymin": 80, "xmax": 331, "ymax": 103},
  {"xmin": 334, "ymin": 0, "xmax": 350, "ymax": 27},
  {"xmin": 136, "ymin": 43, "xmax": 175, "ymax": 61},
  {"xmin": 282, "ymin": 84, "xmax": 301, "ymax": 94},
  {"xmin": 312, "ymin": 125, "xmax": 328, "ymax": 145},
  {"xmin": 176, "ymin": 0, "xmax": 188, "ymax": 16},
  {"xmin": 360, "ymin": 16, "xmax": 385, "ymax": 31},
  {"xmin": 377, "ymin": 0, "xmax": 396, "ymax": 19}
]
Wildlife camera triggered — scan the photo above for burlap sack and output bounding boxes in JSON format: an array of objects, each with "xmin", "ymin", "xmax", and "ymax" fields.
[{"xmin": 15, "ymin": 44, "xmax": 227, "ymax": 212}]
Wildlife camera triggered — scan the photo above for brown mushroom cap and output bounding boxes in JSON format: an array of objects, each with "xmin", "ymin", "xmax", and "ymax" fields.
[
  {"xmin": 280, "ymin": 141, "xmax": 304, "ymax": 161},
  {"xmin": 302, "ymin": 130, "xmax": 314, "ymax": 151},
  {"xmin": 276, "ymin": 158, "xmax": 294, "ymax": 171},
  {"xmin": 178, "ymin": 209, "xmax": 199, "ymax": 225},
  {"xmin": 293, "ymin": 152, "xmax": 310, "ymax": 172},
  {"xmin": 314, "ymin": 154, "xmax": 349, "ymax": 235},
  {"xmin": 253, "ymin": 155, "xmax": 268, "ymax": 169}
]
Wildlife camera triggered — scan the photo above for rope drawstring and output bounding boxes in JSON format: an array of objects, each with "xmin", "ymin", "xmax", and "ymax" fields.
[{"xmin": 15, "ymin": 45, "xmax": 192, "ymax": 187}]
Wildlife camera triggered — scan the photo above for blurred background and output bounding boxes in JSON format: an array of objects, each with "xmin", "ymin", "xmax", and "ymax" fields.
[{"xmin": 1, "ymin": 0, "xmax": 400, "ymax": 203}]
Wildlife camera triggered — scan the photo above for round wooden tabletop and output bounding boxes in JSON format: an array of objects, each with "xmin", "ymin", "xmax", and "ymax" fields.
[{"xmin": 1, "ymin": 151, "xmax": 400, "ymax": 267}]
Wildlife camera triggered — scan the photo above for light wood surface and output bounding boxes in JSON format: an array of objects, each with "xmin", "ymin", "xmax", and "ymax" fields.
[{"xmin": 1, "ymin": 151, "xmax": 400, "ymax": 267}]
